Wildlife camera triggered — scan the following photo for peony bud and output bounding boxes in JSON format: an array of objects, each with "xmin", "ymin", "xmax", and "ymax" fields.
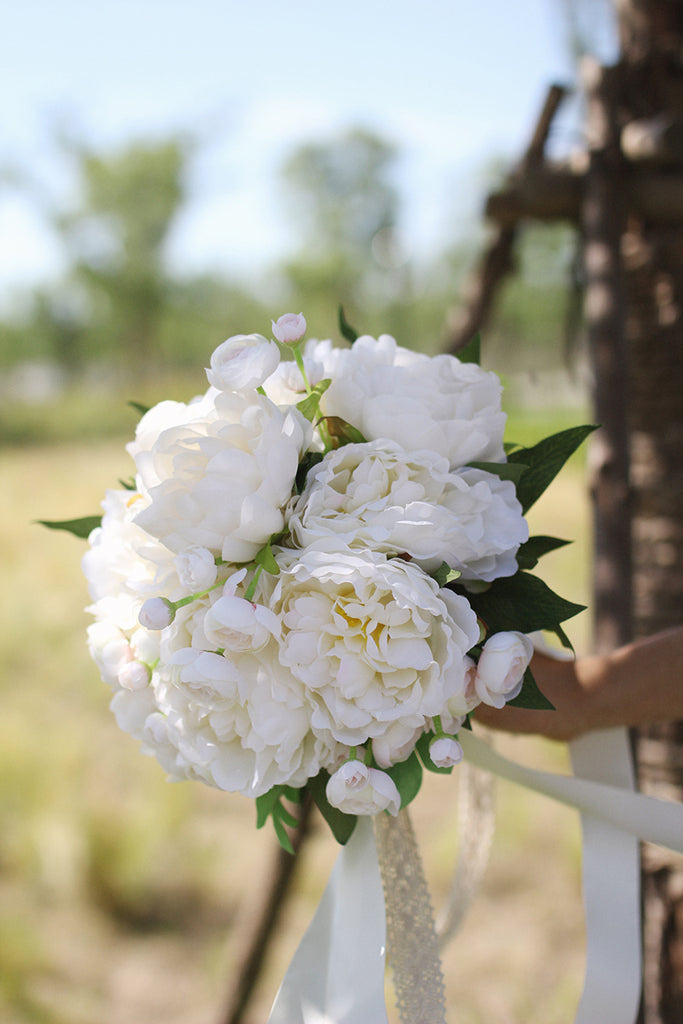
[
  {"xmin": 271, "ymin": 312, "xmax": 307, "ymax": 345},
  {"xmin": 206, "ymin": 333, "xmax": 280, "ymax": 391},
  {"xmin": 174, "ymin": 546, "xmax": 218, "ymax": 593},
  {"xmin": 429, "ymin": 736, "xmax": 464, "ymax": 768},
  {"xmin": 326, "ymin": 761, "xmax": 401, "ymax": 817},
  {"xmin": 139, "ymin": 597, "xmax": 175, "ymax": 630},
  {"xmin": 474, "ymin": 630, "xmax": 534, "ymax": 708},
  {"xmin": 203, "ymin": 593, "xmax": 279, "ymax": 653},
  {"xmin": 118, "ymin": 660, "xmax": 151, "ymax": 691}
]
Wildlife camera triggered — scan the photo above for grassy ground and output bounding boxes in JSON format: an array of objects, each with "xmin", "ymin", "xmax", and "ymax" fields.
[{"xmin": 1, "ymin": 395, "xmax": 592, "ymax": 1024}]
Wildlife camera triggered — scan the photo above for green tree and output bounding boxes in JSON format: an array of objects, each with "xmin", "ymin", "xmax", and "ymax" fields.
[
  {"xmin": 279, "ymin": 127, "xmax": 404, "ymax": 338},
  {"xmin": 54, "ymin": 136, "xmax": 190, "ymax": 378}
]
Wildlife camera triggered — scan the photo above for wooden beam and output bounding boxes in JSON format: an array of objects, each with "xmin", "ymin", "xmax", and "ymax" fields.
[
  {"xmin": 622, "ymin": 116, "xmax": 683, "ymax": 163},
  {"xmin": 485, "ymin": 166, "xmax": 683, "ymax": 225},
  {"xmin": 444, "ymin": 84, "xmax": 568, "ymax": 353}
]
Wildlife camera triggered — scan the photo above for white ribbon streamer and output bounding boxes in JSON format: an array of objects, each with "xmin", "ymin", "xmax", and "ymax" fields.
[
  {"xmin": 460, "ymin": 728, "xmax": 683, "ymax": 1024},
  {"xmin": 458, "ymin": 732, "xmax": 683, "ymax": 852},
  {"xmin": 268, "ymin": 733, "xmax": 683, "ymax": 1024},
  {"xmin": 570, "ymin": 729, "xmax": 642, "ymax": 1024},
  {"xmin": 268, "ymin": 815, "xmax": 388, "ymax": 1024}
]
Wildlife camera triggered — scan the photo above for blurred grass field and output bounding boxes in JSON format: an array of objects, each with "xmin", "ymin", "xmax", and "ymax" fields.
[{"xmin": 1, "ymin": 386, "xmax": 593, "ymax": 1024}]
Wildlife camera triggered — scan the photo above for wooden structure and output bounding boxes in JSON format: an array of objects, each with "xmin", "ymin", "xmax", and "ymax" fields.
[{"xmin": 448, "ymin": 4, "xmax": 683, "ymax": 1020}]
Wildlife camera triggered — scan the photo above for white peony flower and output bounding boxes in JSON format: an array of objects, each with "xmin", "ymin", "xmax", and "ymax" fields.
[
  {"xmin": 111, "ymin": 686, "xmax": 158, "ymax": 740},
  {"xmin": 271, "ymin": 312, "xmax": 307, "ymax": 345},
  {"xmin": 474, "ymin": 631, "xmax": 534, "ymax": 708},
  {"xmin": 429, "ymin": 736, "xmax": 464, "ymax": 768},
  {"xmin": 326, "ymin": 760, "xmax": 400, "ymax": 816},
  {"xmin": 83, "ymin": 488, "xmax": 177, "ymax": 690},
  {"xmin": 206, "ymin": 333, "xmax": 280, "ymax": 391},
  {"xmin": 165, "ymin": 646, "xmax": 328, "ymax": 797},
  {"xmin": 82, "ymin": 488, "xmax": 176, "ymax": 603},
  {"xmin": 313, "ymin": 334, "xmax": 507, "ymax": 469},
  {"xmin": 129, "ymin": 388, "xmax": 311, "ymax": 564},
  {"xmin": 126, "ymin": 392, "xmax": 217, "ymax": 492},
  {"xmin": 272, "ymin": 548, "xmax": 479, "ymax": 765},
  {"xmin": 287, "ymin": 440, "xmax": 528, "ymax": 580},
  {"xmin": 86, "ymin": 622, "xmax": 134, "ymax": 687}
]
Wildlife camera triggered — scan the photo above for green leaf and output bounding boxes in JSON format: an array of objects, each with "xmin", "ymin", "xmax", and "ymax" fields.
[
  {"xmin": 457, "ymin": 332, "xmax": 481, "ymax": 365},
  {"xmin": 307, "ymin": 771, "xmax": 358, "ymax": 845},
  {"xmin": 325, "ymin": 417, "xmax": 368, "ymax": 446},
  {"xmin": 507, "ymin": 425, "xmax": 597, "ymax": 512},
  {"xmin": 118, "ymin": 476, "xmax": 137, "ymax": 491},
  {"xmin": 415, "ymin": 732, "xmax": 454, "ymax": 775},
  {"xmin": 431, "ymin": 562, "xmax": 461, "ymax": 587},
  {"xmin": 255, "ymin": 785, "xmax": 301, "ymax": 854},
  {"xmin": 550, "ymin": 623, "xmax": 575, "ymax": 652},
  {"xmin": 466, "ymin": 461, "xmax": 529, "ymax": 484},
  {"xmin": 296, "ymin": 378, "xmax": 332, "ymax": 422},
  {"xmin": 506, "ymin": 666, "xmax": 555, "ymax": 710},
  {"xmin": 37, "ymin": 515, "xmax": 102, "ymax": 539},
  {"xmin": 128, "ymin": 400, "xmax": 151, "ymax": 416},
  {"xmin": 295, "ymin": 451, "xmax": 324, "ymax": 492},
  {"xmin": 255, "ymin": 786, "xmax": 283, "ymax": 829},
  {"xmin": 338, "ymin": 305, "xmax": 359, "ymax": 343},
  {"xmin": 456, "ymin": 571, "xmax": 585, "ymax": 635},
  {"xmin": 254, "ymin": 540, "xmax": 280, "ymax": 576},
  {"xmin": 273, "ymin": 817, "xmax": 296, "ymax": 854},
  {"xmin": 385, "ymin": 751, "xmax": 423, "ymax": 808},
  {"xmin": 516, "ymin": 535, "xmax": 571, "ymax": 571}
]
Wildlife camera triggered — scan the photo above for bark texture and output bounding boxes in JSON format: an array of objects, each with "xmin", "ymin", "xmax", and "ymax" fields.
[{"xmin": 615, "ymin": 4, "xmax": 683, "ymax": 1020}]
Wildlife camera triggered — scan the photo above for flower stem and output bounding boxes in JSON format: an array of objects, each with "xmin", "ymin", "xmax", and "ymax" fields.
[
  {"xmin": 244, "ymin": 565, "xmax": 263, "ymax": 603},
  {"xmin": 293, "ymin": 344, "xmax": 311, "ymax": 393},
  {"xmin": 174, "ymin": 578, "xmax": 224, "ymax": 610}
]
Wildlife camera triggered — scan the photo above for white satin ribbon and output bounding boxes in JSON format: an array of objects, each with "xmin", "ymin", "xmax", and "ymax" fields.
[
  {"xmin": 268, "ymin": 733, "xmax": 683, "ymax": 1024},
  {"xmin": 268, "ymin": 815, "xmax": 389, "ymax": 1024},
  {"xmin": 460, "ymin": 729, "xmax": 683, "ymax": 1024},
  {"xmin": 458, "ymin": 731, "xmax": 683, "ymax": 853},
  {"xmin": 570, "ymin": 729, "xmax": 642, "ymax": 1024}
]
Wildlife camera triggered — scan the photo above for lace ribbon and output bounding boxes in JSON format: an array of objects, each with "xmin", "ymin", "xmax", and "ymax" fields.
[
  {"xmin": 373, "ymin": 809, "xmax": 447, "ymax": 1024},
  {"xmin": 436, "ymin": 760, "xmax": 496, "ymax": 947}
]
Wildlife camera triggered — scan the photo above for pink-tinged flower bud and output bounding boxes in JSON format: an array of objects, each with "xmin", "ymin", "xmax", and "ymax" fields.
[
  {"xmin": 207, "ymin": 334, "xmax": 280, "ymax": 391},
  {"xmin": 271, "ymin": 312, "xmax": 307, "ymax": 345},
  {"xmin": 326, "ymin": 761, "xmax": 401, "ymax": 816},
  {"xmin": 118, "ymin": 660, "xmax": 151, "ymax": 691},
  {"xmin": 138, "ymin": 597, "xmax": 175, "ymax": 630},
  {"xmin": 429, "ymin": 736, "xmax": 464, "ymax": 768},
  {"xmin": 474, "ymin": 630, "xmax": 534, "ymax": 708}
]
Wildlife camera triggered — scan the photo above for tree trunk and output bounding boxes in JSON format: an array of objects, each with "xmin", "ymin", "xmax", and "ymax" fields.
[
  {"xmin": 615, "ymin": 3, "xmax": 683, "ymax": 1021},
  {"xmin": 625, "ymin": 206, "xmax": 683, "ymax": 1024}
]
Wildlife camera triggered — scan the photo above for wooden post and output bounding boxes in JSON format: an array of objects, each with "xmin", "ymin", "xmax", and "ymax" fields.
[{"xmin": 581, "ymin": 57, "xmax": 633, "ymax": 653}]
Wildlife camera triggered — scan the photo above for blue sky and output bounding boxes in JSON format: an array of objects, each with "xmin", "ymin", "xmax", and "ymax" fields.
[{"xmin": 0, "ymin": 0, "xmax": 617, "ymax": 302}]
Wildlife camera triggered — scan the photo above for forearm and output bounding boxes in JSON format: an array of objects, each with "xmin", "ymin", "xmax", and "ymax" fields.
[
  {"xmin": 590, "ymin": 627, "xmax": 683, "ymax": 731},
  {"xmin": 473, "ymin": 626, "xmax": 683, "ymax": 742}
]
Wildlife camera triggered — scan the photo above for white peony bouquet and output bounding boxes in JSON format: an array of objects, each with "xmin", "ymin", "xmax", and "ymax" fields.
[{"xmin": 47, "ymin": 312, "xmax": 591, "ymax": 848}]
